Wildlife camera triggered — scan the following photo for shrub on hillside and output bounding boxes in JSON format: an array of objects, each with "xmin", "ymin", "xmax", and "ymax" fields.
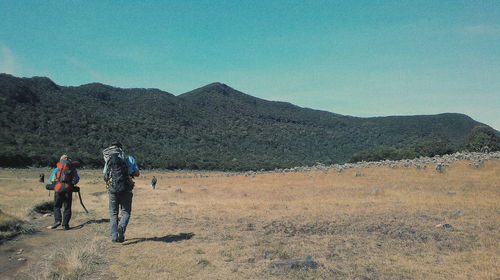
[
  {"xmin": 465, "ymin": 125, "xmax": 500, "ymax": 152},
  {"xmin": 350, "ymin": 140, "xmax": 459, "ymax": 163}
]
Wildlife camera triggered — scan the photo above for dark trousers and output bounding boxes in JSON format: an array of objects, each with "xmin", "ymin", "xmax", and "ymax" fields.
[
  {"xmin": 108, "ymin": 191, "xmax": 133, "ymax": 241},
  {"xmin": 54, "ymin": 192, "xmax": 72, "ymax": 226}
]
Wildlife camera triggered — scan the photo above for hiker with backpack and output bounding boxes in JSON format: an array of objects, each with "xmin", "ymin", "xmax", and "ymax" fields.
[
  {"xmin": 151, "ymin": 176, "xmax": 157, "ymax": 189},
  {"xmin": 103, "ymin": 142, "xmax": 140, "ymax": 243},
  {"xmin": 47, "ymin": 155, "xmax": 80, "ymax": 230}
]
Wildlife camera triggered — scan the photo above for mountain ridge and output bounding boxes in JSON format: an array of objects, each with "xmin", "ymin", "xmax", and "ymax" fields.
[{"xmin": 0, "ymin": 73, "xmax": 493, "ymax": 170}]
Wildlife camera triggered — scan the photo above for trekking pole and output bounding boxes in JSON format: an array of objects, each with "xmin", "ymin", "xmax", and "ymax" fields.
[{"xmin": 75, "ymin": 188, "xmax": 89, "ymax": 213}]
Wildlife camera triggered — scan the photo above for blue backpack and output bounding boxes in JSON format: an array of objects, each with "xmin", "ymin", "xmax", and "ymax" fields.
[{"xmin": 126, "ymin": 155, "xmax": 139, "ymax": 177}]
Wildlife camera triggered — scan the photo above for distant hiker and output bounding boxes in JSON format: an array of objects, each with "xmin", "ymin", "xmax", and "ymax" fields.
[
  {"xmin": 47, "ymin": 155, "xmax": 80, "ymax": 230},
  {"xmin": 151, "ymin": 176, "xmax": 157, "ymax": 189},
  {"xmin": 39, "ymin": 173, "xmax": 45, "ymax": 183},
  {"xmin": 103, "ymin": 141, "xmax": 140, "ymax": 243}
]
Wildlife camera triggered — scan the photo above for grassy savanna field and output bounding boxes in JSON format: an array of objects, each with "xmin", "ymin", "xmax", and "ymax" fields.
[{"xmin": 0, "ymin": 159, "xmax": 499, "ymax": 279}]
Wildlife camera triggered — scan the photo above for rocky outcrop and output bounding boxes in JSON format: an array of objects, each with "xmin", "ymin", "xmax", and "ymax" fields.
[{"xmin": 272, "ymin": 151, "xmax": 500, "ymax": 174}]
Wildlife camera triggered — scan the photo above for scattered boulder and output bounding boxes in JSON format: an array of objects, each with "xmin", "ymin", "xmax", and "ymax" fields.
[
  {"xmin": 450, "ymin": 210, "xmax": 465, "ymax": 218},
  {"xmin": 368, "ymin": 188, "xmax": 380, "ymax": 195},
  {"xmin": 435, "ymin": 163, "xmax": 447, "ymax": 173},
  {"xmin": 154, "ymin": 152, "xmax": 498, "ymax": 178},
  {"xmin": 435, "ymin": 224, "xmax": 455, "ymax": 231},
  {"xmin": 272, "ymin": 151, "xmax": 500, "ymax": 174}
]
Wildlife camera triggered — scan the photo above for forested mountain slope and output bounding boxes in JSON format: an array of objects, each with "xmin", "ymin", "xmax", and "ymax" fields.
[{"xmin": 0, "ymin": 74, "xmax": 488, "ymax": 170}]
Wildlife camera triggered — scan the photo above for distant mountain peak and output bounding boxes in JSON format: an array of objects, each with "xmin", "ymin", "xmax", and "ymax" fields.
[
  {"xmin": 77, "ymin": 82, "xmax": 115, "ymax": 90},
  {"xmin": 195, "ymin": 82, "xmax": 233, "ymax": 93},
  {"xmin": 179, "ymin": 82, "xmax": 245, "ymax": 99}
]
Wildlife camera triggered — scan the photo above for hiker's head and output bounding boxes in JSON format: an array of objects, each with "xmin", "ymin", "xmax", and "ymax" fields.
[
  {"xmin": 111, "ymin": 141, "xmax": 123, "ymax": 148},
  {"xmin": 60, "ymin": 154, "xmax": 69, "ymax": 161}
]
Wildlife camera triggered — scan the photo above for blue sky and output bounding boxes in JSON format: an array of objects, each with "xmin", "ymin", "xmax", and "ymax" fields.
[{"xmin": 1, "ymin": 0, "xmax": 499, "ymax": 129}]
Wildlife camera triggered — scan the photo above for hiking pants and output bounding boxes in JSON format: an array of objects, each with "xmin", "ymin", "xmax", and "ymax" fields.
[
  {"xmin": 54, "ymin": 192, "xmax": 72, "ymax": 226},
  {"xmin": 108, "ymin": 191, "xmax": 133, "ymax": 241}
]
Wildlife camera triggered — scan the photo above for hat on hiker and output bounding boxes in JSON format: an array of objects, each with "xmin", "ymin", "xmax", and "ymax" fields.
[{"xmin": 60, "ymin": 154, "xmax": 68, "ymax": 161}]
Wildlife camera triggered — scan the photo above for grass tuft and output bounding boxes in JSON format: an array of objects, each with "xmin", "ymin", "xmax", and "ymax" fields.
[
  {"xmin": 29, "ymin": 235, "xmax": 105, "ymax": 280},
  {"xmin": 197, "ymin": 258, "xmax": 211, "ymax": 267},
  {"xmin": 31, "ymin": 201, "xmax": 54, "ymax": 215},
  {"xmin": 0, "ymin": 209, "xmax": 34, "ymax": 242}
]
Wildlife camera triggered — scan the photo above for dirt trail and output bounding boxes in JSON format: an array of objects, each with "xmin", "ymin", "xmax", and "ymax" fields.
[{"xmin": 0, "ymin": 213, "xmax": 117, "ymax": 279}]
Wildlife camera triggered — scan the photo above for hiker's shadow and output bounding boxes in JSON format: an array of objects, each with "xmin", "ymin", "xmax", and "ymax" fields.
[
  {"xmin": 123, "ymin": 232, "xmax": 195, "ymax": 246},
  {"xmin": 72, "ymin": 218, "xmax": 110, "ymax": 230}
]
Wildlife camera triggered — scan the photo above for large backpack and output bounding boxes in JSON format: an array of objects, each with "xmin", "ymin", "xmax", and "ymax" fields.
[
  {"xmin": 54, "ymin": 159, "xmax": 74, "ymax": 193},
  {"xmin": 107, "ymin": 153, "xmax": 133, "ymax": 193}
]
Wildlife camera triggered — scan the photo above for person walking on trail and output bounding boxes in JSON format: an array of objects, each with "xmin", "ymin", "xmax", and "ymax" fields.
[
  {"xmin": 103, "ymin": 142, "xmax": 140, "ymax": 243},
  {"xmin": 47, "ymin": 155, "xmax": 80, "ymax": 230},
  {"xmin": 151, "ymin": 176, "xmax": 157, "ymax": 189}
]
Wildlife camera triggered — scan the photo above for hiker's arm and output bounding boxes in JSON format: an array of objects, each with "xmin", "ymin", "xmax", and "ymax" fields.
[
  {"xmin": 103, "ymin": 167, "xmax": 110, "ymax": 182},
  {"xmin": 103, "ymin": 160, "xmax": 109, "ymax": 174},
  {"xmin": 73, "ymin": 169, "xmax": 80, "ymax": 184},
  {"xmin": 103, "ymin": 160, "xmax": 110, "ymax": 182}
]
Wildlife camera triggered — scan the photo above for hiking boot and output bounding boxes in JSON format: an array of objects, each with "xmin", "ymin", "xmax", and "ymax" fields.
[
  {"xmin": 117, "ymin": 226, "xmax": 125, "ymax": 243},
  {"xmin": 47, "ymin": 222, "xmax": 61, "ymax": 229},
  {"xmin": 62, "ymin": 225, "xmax": 70, "ymax": 230}
]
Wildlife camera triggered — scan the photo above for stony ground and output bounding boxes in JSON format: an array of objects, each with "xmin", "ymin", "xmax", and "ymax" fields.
[{"xmin": 0, "ymin": 153, "xmax": 499, "ymax": 279}]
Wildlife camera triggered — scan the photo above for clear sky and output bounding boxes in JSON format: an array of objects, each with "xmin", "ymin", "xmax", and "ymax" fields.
[{"xmin": 1, "ymin": 0, "xmax": 499, "ymax": 129}]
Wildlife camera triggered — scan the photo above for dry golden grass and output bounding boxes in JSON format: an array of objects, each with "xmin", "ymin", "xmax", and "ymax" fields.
[
  {"xmin": 24, "ymin": 232, "xmax": 106, "ymax": 280},
  {"xmin": 0, "ymin": 159, "xmax": 499, "ymax": 279}
]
